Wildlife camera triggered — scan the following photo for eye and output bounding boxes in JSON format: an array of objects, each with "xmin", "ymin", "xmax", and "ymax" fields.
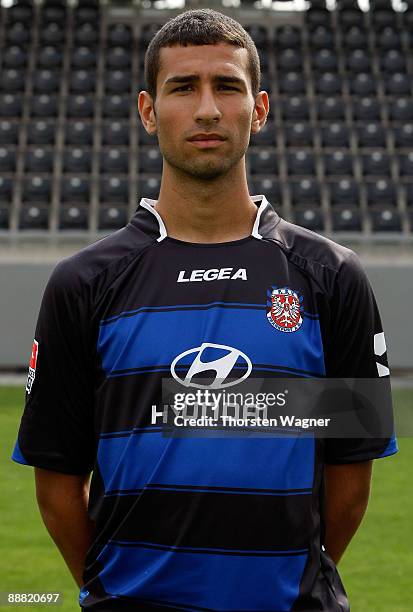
[{"xmin": 173, "ymin": 85, "xmax": 192, "ymax": 92}]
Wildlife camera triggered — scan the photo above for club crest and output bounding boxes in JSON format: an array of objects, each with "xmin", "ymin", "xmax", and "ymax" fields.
[{"xmin": 267, "ymin": 286, "xmax": 304, "ymax": 333}]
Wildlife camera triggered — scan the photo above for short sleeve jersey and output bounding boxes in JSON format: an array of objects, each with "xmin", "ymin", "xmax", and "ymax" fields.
[{"xmin": 12, "ymin": 195, "xmax": 398, "ymax": 612}]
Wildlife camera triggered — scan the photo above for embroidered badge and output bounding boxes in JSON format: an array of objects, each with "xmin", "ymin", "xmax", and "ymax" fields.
[{"xmin": 267, "ymin": 286, "xmax": 304, "ymax": 333}]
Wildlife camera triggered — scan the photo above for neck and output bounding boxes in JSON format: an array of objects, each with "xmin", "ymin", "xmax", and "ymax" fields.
[{"xmin": 154, "ymin": 160, "xmax": 259, "ymax": 243}]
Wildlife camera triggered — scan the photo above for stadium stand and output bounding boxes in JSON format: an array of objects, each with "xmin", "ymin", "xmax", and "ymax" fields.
[{"xmin": 0, "ymin": 0, "xmax": 412, "ymax": 237}]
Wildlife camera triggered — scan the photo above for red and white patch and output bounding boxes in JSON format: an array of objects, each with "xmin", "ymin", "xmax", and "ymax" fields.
[
  {"xmin": 267, "ymin": 287, "xmax": 303, "ymax": 333},
  {"xmin": 26, "ymin": 339, "xmax": 38, "ymax": 393}
]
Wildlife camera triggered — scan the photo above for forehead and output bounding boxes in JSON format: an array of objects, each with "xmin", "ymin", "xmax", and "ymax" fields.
[{"xmin": 157, "ymin": 43, "xmax": 249, "ymax": 85}]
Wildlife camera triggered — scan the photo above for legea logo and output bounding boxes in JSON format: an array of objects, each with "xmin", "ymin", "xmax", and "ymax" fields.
[{"xmin": 170, "ymin": 342, "xmax": 252, "ymax": 389}]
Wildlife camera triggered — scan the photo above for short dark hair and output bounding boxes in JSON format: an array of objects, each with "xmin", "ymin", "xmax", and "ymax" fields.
[{"xmin": 144, "ymin": 8, "xmax": 261, "ymax": 103}]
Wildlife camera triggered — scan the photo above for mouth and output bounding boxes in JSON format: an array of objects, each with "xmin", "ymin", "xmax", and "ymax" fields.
[{"xmin": 188, "ymin": 138, "xmax": 226, "ymax": 148}]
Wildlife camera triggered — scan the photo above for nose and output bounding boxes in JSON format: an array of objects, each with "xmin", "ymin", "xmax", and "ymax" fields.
[{"xmin": 193, "ymin": 86, "xmax": 222, "ymax": 123}]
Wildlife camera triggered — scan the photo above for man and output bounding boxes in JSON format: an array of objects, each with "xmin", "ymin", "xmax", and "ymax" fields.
[{"xmin": 12, "ymin": 8, "xmax": 397, "ymax": 611}]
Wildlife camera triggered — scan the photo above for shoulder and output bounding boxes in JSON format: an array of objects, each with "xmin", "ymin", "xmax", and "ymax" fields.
[
  {"xmin": 269, "ymin": 217, "xmax": 365, "ymax": 294},
  {"xmin": 46, "ymin": 223, "xmax": 155, "ymax": 298}
]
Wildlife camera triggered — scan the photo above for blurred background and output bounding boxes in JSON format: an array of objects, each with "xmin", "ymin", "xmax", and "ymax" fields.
[{"xmin": 0, "ymin": 0, "xmax": 412, "ymax": 610}]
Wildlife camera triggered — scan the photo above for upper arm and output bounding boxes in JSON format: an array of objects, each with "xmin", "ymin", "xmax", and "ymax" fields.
[
  {"xmin": 324, "ymin": 460, "xmax": 373, "ymax": 509},
  {"xmin": 34, "ymin": 466, "xmax": 91, "ymax": 508},
  {"xmin": 11, "ymin": 260, "xmax": 96, "ymax": 475}
]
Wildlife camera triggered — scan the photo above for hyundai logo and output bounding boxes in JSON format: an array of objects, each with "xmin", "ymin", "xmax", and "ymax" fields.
[{"xmin": 170, "ymin": 342, "xmax": 252, "ymax": 389}]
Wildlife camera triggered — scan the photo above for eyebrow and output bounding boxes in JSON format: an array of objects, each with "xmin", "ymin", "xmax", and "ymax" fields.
[{"xmin": 164, "ymin": 74, "xmax": 246, "ymax": 87}]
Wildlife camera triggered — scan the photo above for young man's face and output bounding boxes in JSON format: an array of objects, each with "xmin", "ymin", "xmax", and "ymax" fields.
[{"xmin": 140, "ymin": 42, "xmax": 268, "ymax": 180}]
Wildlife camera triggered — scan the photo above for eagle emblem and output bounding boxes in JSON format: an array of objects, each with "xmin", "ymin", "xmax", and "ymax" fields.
[{"xmin": 267, "ymin": 286, "xmax": 303, "ymax": 333}]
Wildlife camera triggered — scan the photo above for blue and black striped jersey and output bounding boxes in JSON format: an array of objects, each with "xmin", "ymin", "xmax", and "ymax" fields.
[{"xmin": 12, "ymin": 195, "xmax": 398, "ymax": 611}]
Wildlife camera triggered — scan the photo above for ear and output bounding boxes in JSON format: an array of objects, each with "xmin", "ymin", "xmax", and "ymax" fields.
[
  {"xmin": 251, "ymin": 91, "xmax": 269, "ymax": 135},
  {"xmin": 138, "ymin": 90, "xmax": 157, "ymax": 136}
]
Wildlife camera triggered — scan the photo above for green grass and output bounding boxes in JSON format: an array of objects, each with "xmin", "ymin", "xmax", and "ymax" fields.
[{"xmin": 0, "ymin": 386, "xmax": 412, "ymax": 611}]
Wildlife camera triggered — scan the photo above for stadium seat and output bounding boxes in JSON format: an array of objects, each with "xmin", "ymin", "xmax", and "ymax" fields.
[
  {"xmin": 0, "ymin": 147, "xmax": 17, "ymax": 172},
  {"xmin": 404, "ymin": 182, "xmax": 413, "ymax": 207},
  {"xmin": 346, "ymin": 49, "xmax": 371, "ymax": 72},
  {"xmin": 248, "ymin": 149, "xmax": 278, "ymax": 175},
  {"xmin": 274, "ymin": 26, "xmax": 302, "ymax": 48},
  {"xmin": 312, "ymin": 49, "xmax": 338, "ymax": 73},
  {"xmin": 310, "ymin": 26, "xmax": 335, "ymax": 50},
  {"xmin": 280, "ymin": 96, "xmax": 310, "ymax": 120},
  {"xmin": 138, "ymin": 147, "xmax": 163, "ymax": 174},
  {"xmin": 138, "ymin": 176, "xmax": 161, "ymax": 200},
  {"xmin": 278, "ymin": 72, "xmax": 306, "ymax": 95},
  {"xmin": 33, "ymin": 70, "xmax": 60, "ymax": 93},
  {"xmin": 106, "ymin": 47, "xmax": 131, "ymax": 69},
  {"xmin": 314, "ymin": 73, "xmax": 343, "ymax": 95},
  {"xmin": 370, "ymin": 205, "xmax": 402, "ymax": 231},
  {"xmin": 366, "ymin": 178, "xmax": 397, "ymax": 206},
  {"xmin": 244, "ymin": 25, "xmax": 268, "ymax": 49},
  {"xmin": 0, "ymin": 120, "xmax": 19, "ymax": 145},
  {"xmin": 323, "ymin": 151, "xmax": 353, "ymax": 176},
  {"xmin": 66, "ymin": 95, "xmax": 95, "ymax": 119},
  {"xmin": 102, "ymin": 121, "xmax": 130, "ymax": 146},
  {"xmin": 40, "ymin": 22, "xmax": 65, "ymax": 46},
  {"xmin": 286, "ymin": 150, "xmax": 316, "ymax": 176},
  {"xmin": 0, "ymin": 206, "xmax": 10, "ymax": 229},
  {"xmin": 71, "ymin": 47, "xmax": 97, "ymax": 69},
  {"xmin": 22, "ymin": 175, "xmax": 52, "ymax": 203},
  {"xmin": 61, "ymin": 176, "xmax": 91, "ymax": 203},
  {"xmin": 102, "ymin": 95, "xmax": 130, "ymax": 119},
  {"xmin": 30, "ymin": 94, "xmax": 59, "ymax": 117},
  {"xmin": 315, "ymin": 97, "xmax": 345, "ymax": 121},
  {"xmin": 277, "ymin": 49, "xmax": 303, "ymax": 72},
  {"xmin": 65, "ymin": 121, "xmax": 93, "ymax": 146},
  {"xmin": 2, "ymin": 45, "xmax": 27, "ymax": 68},
  {"xmin": 69, "ymin": 71, "xmax": 96, "ymax": 94},
  {"xmin": 59, "ymin": 205, "xmax": 89, "ymax": 230},
  {"xmin": 250, "ymin": 178, "xmax": 282, "ymax": 203},
  {"xmin": 388, "ymin": 98, "xmax": 413, "ymax": 122},
  {"xmin": 108, "ymin": 24, "xmax": 132, "ymax": 47},
  {"xmin": 328, "ymin": 178, "xmax": 360, "ymax": 205},
  {"xmin": 290, "ymin": 178, "xmax": 321, "ymax": 205},
  {"xmin": 100, "ymin": 148, "xmax": 129, "ymax": 174},
  {"xmin": 293, "ymin": 205, "xmax": 325, "ymax": 231},
  {"xmin": 98, "ymin": 205, "xmax": 128, "ymax": 230},
  {"xmin": 7, "ymin": 3, "xmax": 33, "ymax": 25},
  {"xmin": 380, "ymin": 49, "xmax": 407, "ymax": 73},
  {"xmin": 306, "ymin": 4, "xmax": 331, "ymax": 28},
  {"xmin": 27, "ymin": 120, "xmax": 55, "ymax": 145},
  {"xmin": 41, "ymin": 4, "xmax": 66, "ymax": 26},
  {"xmin": 7, "ymin": 23, "xmax": 31, "ymax": 46},
  {"xmin": 375, "ymin": 27, "xmax": 402, "ymax": 49},
  {"xmin": 0, "ymin": 177, "xmax": 13, "ymax": 202},
  {"xmin": 337, "ymin": 5, "xmax": 365, "ymax": 30},
  {"xmin": 104, "ymin": 71, "xmax": 131, "ymax": 93},
  {"xmin": 320, "ymin": 123, "xmax": 350, "ymax": 148},
  {"xmin": 25, "ymin": 148, "xmax": 54, "ymax": 173},
  {"xmin": 139, "ymin": 23, "xmax": 163, "ymax": 49},
  {"xmin": 284, "ymin": 122, "xmax": 314, "ymax": 148},
  {"xmin": 74, "ymin": 4, "xmax": 100, "ymax": 25},
  {"xmin": 398, "ymin": 153, "xmax": 413, "ymax": 177},
  {"xmin": 349, "ymin": 73, "xmax": 378, "ymax": 96},
  {"xmin": 37, "ymin": 45, "xmax": 63, "ymax": 68},
  {"xmin": 63, "ymin": 148, "xmax": 92, "ymax": 173},
  {"xmin": 361, "ymin": 151, "xmax": 391, "ymax": 176},
  {"xmin": 74, "ymin": 23, "xmax": 99, "ymax": 46},
  {"xmin": 19, "ymin": 205, "xmax": 50, "ymax": 230},
  {"xmin": 1, "ymin": 69, "xmax": 25, "ymax": 92},
  {"xmin": 331, "ymin": 205, "xmax": 362, "ymax": 231},
  {"xmin": 250, "ymin": 121, "xmax": 277, "ymax": 146},
  {"xmin": 355, "ymin": 122, "xmax": 387, "ymax": 148},
  {"xmin": 100, "ymin": 177, "xmax": 129, "ymax": 203},
  {"xmin": 0, "ymin": 93, "xmax": 23, "ymax": 117},
  {"xmin": 384, "ymin": 73, "xmax": 411, "ymax": 95},
  {"xmin": 352, "ymin": 97, "xmax": 381, "ymax": 121},
  {"xmin": 342, "ymin": 26, "xmax": 367, "ymax": 49},
  {"xmin": 393, "ymin": 124, "xmax": 413, "ymax": 149}
]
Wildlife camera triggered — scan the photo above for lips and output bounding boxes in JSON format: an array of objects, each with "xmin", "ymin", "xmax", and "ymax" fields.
[{"xmin": 188, "ymin": 133, "xmax": 226, "ymax": 141}]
